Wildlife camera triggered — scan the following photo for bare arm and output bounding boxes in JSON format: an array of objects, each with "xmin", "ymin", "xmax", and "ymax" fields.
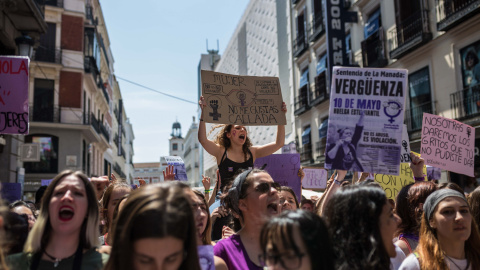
[
  {"xmin": 198, "ymin": 96, "xmax": 223, "ymax": 159},
  {"xmin": 251, "ymin": 102, "xmax": 287, "ymax": 159},
  {"xmin": 207, "ymin": 170, "xmax": 221, "ymax": 207},
  {"xmin": 320, "ymin": 170, "xmax": 347, "ymax": 216}
]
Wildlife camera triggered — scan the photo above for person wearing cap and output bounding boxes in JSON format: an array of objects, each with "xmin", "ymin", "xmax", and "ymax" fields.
[
  {"xmin": 399, "ymin": 189, "xmax": 480, "ymax": 270},
  {"xmin": 213, "ymin": 168, "xmax": 281, "ymax": 270}
]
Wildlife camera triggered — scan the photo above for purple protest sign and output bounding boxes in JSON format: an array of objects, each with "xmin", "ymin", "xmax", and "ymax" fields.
[
  {"xmin": 1, "ymin": 183, "xmax": 22, "ymax": 203},
  {"xmin": 254, "ymin": 153, "xmax": 301, "ymax": 200},
  {"xmin": 0, "ymin": 56, "xmax": 29, "ymax": 134},
  {"xmin": 41, "ymin": 179, "xmax": 53, "ymax": 186},
  {"xmin": 302, "ymin": 168, "xmax": 328, "ymax": 189},
  {"xmin": 197, "ymin": 245, "xmax": 214, "ymax": 270},
  {"xmin": 162, "ymin": 156, "xmax": 188, "ymax": 181}
]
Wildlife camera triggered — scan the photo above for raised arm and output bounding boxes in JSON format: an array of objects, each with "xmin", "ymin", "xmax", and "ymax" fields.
[
  {"xmin": 251, "ymin": 102, "xmax": 287, "ymax": 159},
  {"xmin": 198, "ymin": 96, "xmax": 223, "ymax": 159},
  {"xmin": 320, "ymin": 170, "xmax": 346, "ymax": 216}
]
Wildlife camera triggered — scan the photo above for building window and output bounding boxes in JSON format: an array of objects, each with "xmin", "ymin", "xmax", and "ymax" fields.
[
  {"xmin": 408, "ymin": 67, "xmax": 432, "ymax": 130},
  {"xmin": 33, "ymin": 79, "xmax": 55, "ymax": 122},
  {"xmin": 173, "ymin": 143, "xmax": 178, "ymax": 151},
  {"xmin": 24, "ymin": 134, "xmax": 59, "ymax": 174},
  {"xmin": 35, "ymin": 23, "xmax": 56, "ymax": 62}
]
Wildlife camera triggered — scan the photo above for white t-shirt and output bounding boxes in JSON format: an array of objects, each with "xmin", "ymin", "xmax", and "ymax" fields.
[
  {"xmin": 399, "ymin": 253, "xmax": 472, "ymax": 270},
  {"xmin": 390, "ymin": 244, "xmax": 407, "ymax": 270}
]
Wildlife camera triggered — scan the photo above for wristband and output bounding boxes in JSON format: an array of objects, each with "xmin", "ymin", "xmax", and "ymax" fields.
[
  {"xmin": 414, "ymin": 176, "xmax": 425, "ymax": 181},
  {"xmin": 334, "ymin": 179, "xmax": 344, "ymax": 186}
]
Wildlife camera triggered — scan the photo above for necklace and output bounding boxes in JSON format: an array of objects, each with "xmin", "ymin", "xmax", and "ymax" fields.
[
  {"xmin": 43, "ymin": 250, "xmax": 76, "ymax": 268},
  {"xmin": 445, "ymin": 255, "xmax": 469, "ymax": 270}
]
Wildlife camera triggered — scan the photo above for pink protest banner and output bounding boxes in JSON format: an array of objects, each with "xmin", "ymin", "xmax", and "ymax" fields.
[
  {"xmin": 420, "ymin": 113, "xmax": 474, "ymax": 177},
  {"xmin": 0, "ymin": 56, "xmax": 29, "ymax": 134},
  {"xmin": 302, "ymin": 168, "xmax": 328, "ymax": 189}
]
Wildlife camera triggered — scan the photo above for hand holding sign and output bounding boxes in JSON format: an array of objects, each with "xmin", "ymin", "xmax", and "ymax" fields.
[
  {"xmin": 409, "ymin": 152, "xmax": 425, "ymax": 179},
  {"xmin": 163, "ymin": 165, "xmax": 175, "ymax": 181}
]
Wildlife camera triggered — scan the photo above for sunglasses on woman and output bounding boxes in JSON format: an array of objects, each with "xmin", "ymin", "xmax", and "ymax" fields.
[{"xmin": 253, "ymin": 182, "xmax": 281, "ymax": 194}]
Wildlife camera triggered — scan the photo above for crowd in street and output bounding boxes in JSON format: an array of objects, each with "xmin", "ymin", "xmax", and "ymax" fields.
[{"xmin": 0, "ymin": 97, "xmax": 479, "ymax": 269}]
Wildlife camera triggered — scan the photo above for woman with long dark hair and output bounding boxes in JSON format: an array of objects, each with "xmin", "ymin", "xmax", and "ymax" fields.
[
  {"xmin": 198, "ymin": 96, "xmax": 286, "ymax": 192},
  {"xmin": 325, "ymin": 185, "xmax": 401, "ymax": 270},
  {"xmin": 104, "ymin": 183, "xmax": 201, "ymax": 270},
  {"xmin": 214, "ymin": 168, "xmax": 281, "ymax": 269},
  {"xmin": 399, "ymin": 189, "xmax": 480, "ymax": 270},
  {"xmin": 260, "ymin": 210, "xmax": 334, "ymax": 270}
]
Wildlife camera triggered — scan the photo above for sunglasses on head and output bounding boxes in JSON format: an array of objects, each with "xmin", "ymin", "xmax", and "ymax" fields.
[{"xmin": 254, "ymin": 182, "xmax": 281, "ymax": 194}]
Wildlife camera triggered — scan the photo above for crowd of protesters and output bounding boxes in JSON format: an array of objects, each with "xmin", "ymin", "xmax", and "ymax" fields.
[{"xmin": 0, "ymin": 98, "xmax": 478, "ymax": 269}]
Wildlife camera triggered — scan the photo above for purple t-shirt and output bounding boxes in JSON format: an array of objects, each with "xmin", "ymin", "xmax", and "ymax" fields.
[{"xmin": 213, "ymin": 234, "xmax": 263, "ymax": 270}]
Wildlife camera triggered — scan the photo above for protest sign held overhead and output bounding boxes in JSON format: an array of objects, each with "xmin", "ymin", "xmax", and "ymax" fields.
[
  {"xmin": 325, "ymin": 67, "xmax": 407, "ymax": 175},
  {"xmin": 420, "ymin": 113, "xmax": 474, "ymax": 177},
  {"xmin": 161, "ymin": 156, "xmax": 188, "ymax": 181},
  {"xmin": 254, "ymin": 153, "xmax": 301, "ymax": 200},
  {"xmin": 374, "ymin": 162, "xmax": 427, "ymax": 200},
  {"xmin": 201, "ymin": 70, "xmax": 286, "ymax": 125},
  {"xmin": 400, "ymin": 124, "xmax": 411, "ymax": 163},
  {"xmin": 0, "ymin": 56, "xmax": 29, "ymax": 134},
  {"xmin": 302, "ymin": 168, "xmax": 328, "ymax": 189}
]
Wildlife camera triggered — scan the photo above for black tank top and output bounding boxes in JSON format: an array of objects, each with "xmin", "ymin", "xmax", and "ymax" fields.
[{"xmin": 218, "ymin": 148, "xmax": 253, "ymax": 189}]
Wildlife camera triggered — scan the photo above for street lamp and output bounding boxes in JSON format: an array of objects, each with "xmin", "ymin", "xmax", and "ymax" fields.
[{"xmin": 15, "ymin": 34, "xmax": 35, "ymax": 58}]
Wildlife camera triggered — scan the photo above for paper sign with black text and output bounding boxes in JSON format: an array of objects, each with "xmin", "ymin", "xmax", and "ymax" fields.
[
  {"xmin": 420, "ymin": 113, "xmax": 474, "ymax": 177},
  {"xmin": 400, "ymin": 124, "xmax": 411, "ymax": 163},
  {"xmin": 302, "ymin": 168, "xmax": 328, "ymax": 189},
  {"xmin": 201, "ymin": 70, "xmax": 286, "ymax": 125},
  {"xmin": 325, "ymin": 67, "xmax": 407, "ymax": 175},
  {"xmin": 161, "ymin": 156, "xmax": 188, "ymax": 181}
]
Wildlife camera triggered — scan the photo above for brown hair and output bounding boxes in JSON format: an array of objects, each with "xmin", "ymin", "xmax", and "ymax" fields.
[
  {"xmin": 416, "ymin": 200, "xmax": 480, "ymax": 270},
  {"xmin": 192, "ymin": 190, "xmax": 212, "ymax": 245},
  {"xmin": 211, "ymin": 124, "xmax": 252, "ymax": 161},
  {"xmin": 395, "ymin": 182, "xmax": 437, "ymax": 237},
  {"xmin": 101, "ymin": 183, "xmax": 132, "ymax": 234},
  {"xmin": 468, "ymin": 186, "xmax": 480, "ymax": 233},
  {"xmin": 280, "ymin": 186, "xmax": 299, "ymax": 209}
]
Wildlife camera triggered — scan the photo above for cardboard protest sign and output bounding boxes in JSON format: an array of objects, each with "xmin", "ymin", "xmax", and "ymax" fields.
[
  {"xmin": 325, "ymin": 67, "xmax": 407, "ymax": 175},
  {"xmin": 420, "ymin": 113, "xmax": 474, "ymax": 177},
  {"xmin": 254, "ymin": 154, "xmax": 301, "ymax": 200},
  {"xmin": 302, "ymin": 168, "xmax": 328, "ymax": 189},
  {"xmin": 0, "ymin": 56, "xmax": 29, "ymax": 134},
  {"xmin": 161, "ymin": 156, "xmax": 188, "ymax": 181},
  {"xmin": 201, "ymin": 70, "xmax": 286, "ymax": 125},
  {"xmin": 400, "ymin": 124, "xmax": 411, "ymax": 163},
  {"xmin": 0, "ymin": 183, "xmax": 22, "ymax": 203},
  {"xmin": 198, "ymin": 245, "xmax": 215, "ymax": 270},
  {"xmin": 374, "ymin": 163, "xmax": 427, "ymax": 200}
]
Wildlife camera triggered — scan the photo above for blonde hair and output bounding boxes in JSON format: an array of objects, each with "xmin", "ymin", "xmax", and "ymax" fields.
[{"xmin": 24, "ymin": 170, "xmax": 100, "ymax": 253}]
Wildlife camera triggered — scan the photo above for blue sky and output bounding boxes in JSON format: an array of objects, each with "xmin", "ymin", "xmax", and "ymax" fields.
[{"xmin": 101, "ymin": 0, "xmax": 249, "ymax": 163}]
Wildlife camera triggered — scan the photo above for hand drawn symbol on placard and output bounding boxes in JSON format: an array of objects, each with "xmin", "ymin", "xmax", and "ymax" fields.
[
  {"xmin": 402, "ymin": 140, "xmax": 408, "ymax": 153},
  {"xmin": 467, "ymin": 127, "xmax": 471, "ymax": 138},
  {"xmin": 207, "ymin": 96, "xmax": 222, "ymax": 121},
  {"xmin": 383, "ymin": 100, "xmax": 402, "ymax": 123},
  {"xmin": 0, "ymin": 86, "xmax": 11, "ymax": 106},
  {"xmin": 225, "ymin": 89, "xmax": 256, "ymax": 107}
]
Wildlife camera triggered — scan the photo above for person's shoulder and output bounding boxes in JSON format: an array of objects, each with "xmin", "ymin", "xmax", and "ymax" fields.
[
  {"xmin": 81, "ymin": 248, "xmax": 109, "ymax": 269},
  {"xmin": 6, "ymin": 252, "xmax": 31, "ymax": 269},
  {"xmin": 398, "ymin": 253, "xmax": 420, "ymax": 270}
]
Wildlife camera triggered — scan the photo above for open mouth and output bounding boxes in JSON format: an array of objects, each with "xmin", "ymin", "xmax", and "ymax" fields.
[
  {"xmin": 267, "ymin": 202, "xmax": 279, "ymax": 215},
  {"xmin": 59, "ymin": 206, "xmax": 74, "ymax": 222},
  {"xmin": 239, "ymin": 134, "xmax": 245, "ymax": 140}
]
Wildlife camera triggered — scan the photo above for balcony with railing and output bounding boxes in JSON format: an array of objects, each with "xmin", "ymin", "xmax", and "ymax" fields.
[
  {"xmin": 310, "ymin": 74, "xmax": 328, "ymax": 106},
  {"xmin": 293, "ymin": 33, "xmax": 308, "ymax": 58},
  {"xmin": 294, "ymin": 91, "xmax": 310, "ymax": 115},
  {"xmin": 84, "ymin": 56, "xmax": 100, "ymax": 84},
  {"xmin": 450, "ymin": 85, "xmax": 480, "ymax": 125},
  {"xmin": 308, "ymin": 14, "xmax": 325, "ymax": 43},
  {"xmin": 299, "ymin": 145, "xmax": 313, "ymax": 163},
  {"xmin": 405, "ymin": 101, "xmax": 433, "ymax": 132},
  {"xmin": 361, "ymin": 27, "xmax": 388, "ymax": 68},
  {"xmin": 89, "ymin": 113, "xmax": 101, "ymax": 134},
  {"xmin": 99, "ymin": 123, "xmax": 110, "ymax": 142},
  {"xmin": 29, "ymin": 105, "xmax": 60, "ymax": 123},
  {"xmin": 33, "ymin": 47, "xmax": 62, "ymax": 64},
  {"xmin": 113, "ymin": 162, "xmax": 126, "ymax": 178},
  {"xmin": 99, "ymin": 81, "xmax": 110, "ymax": 104},
  {"xmin": 389, "ymin": 10, "xmax": 432, "ymax": 59},
  {"xmin": 436, "ymin": 0, "xmax": 480, "ymax": 31}
]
